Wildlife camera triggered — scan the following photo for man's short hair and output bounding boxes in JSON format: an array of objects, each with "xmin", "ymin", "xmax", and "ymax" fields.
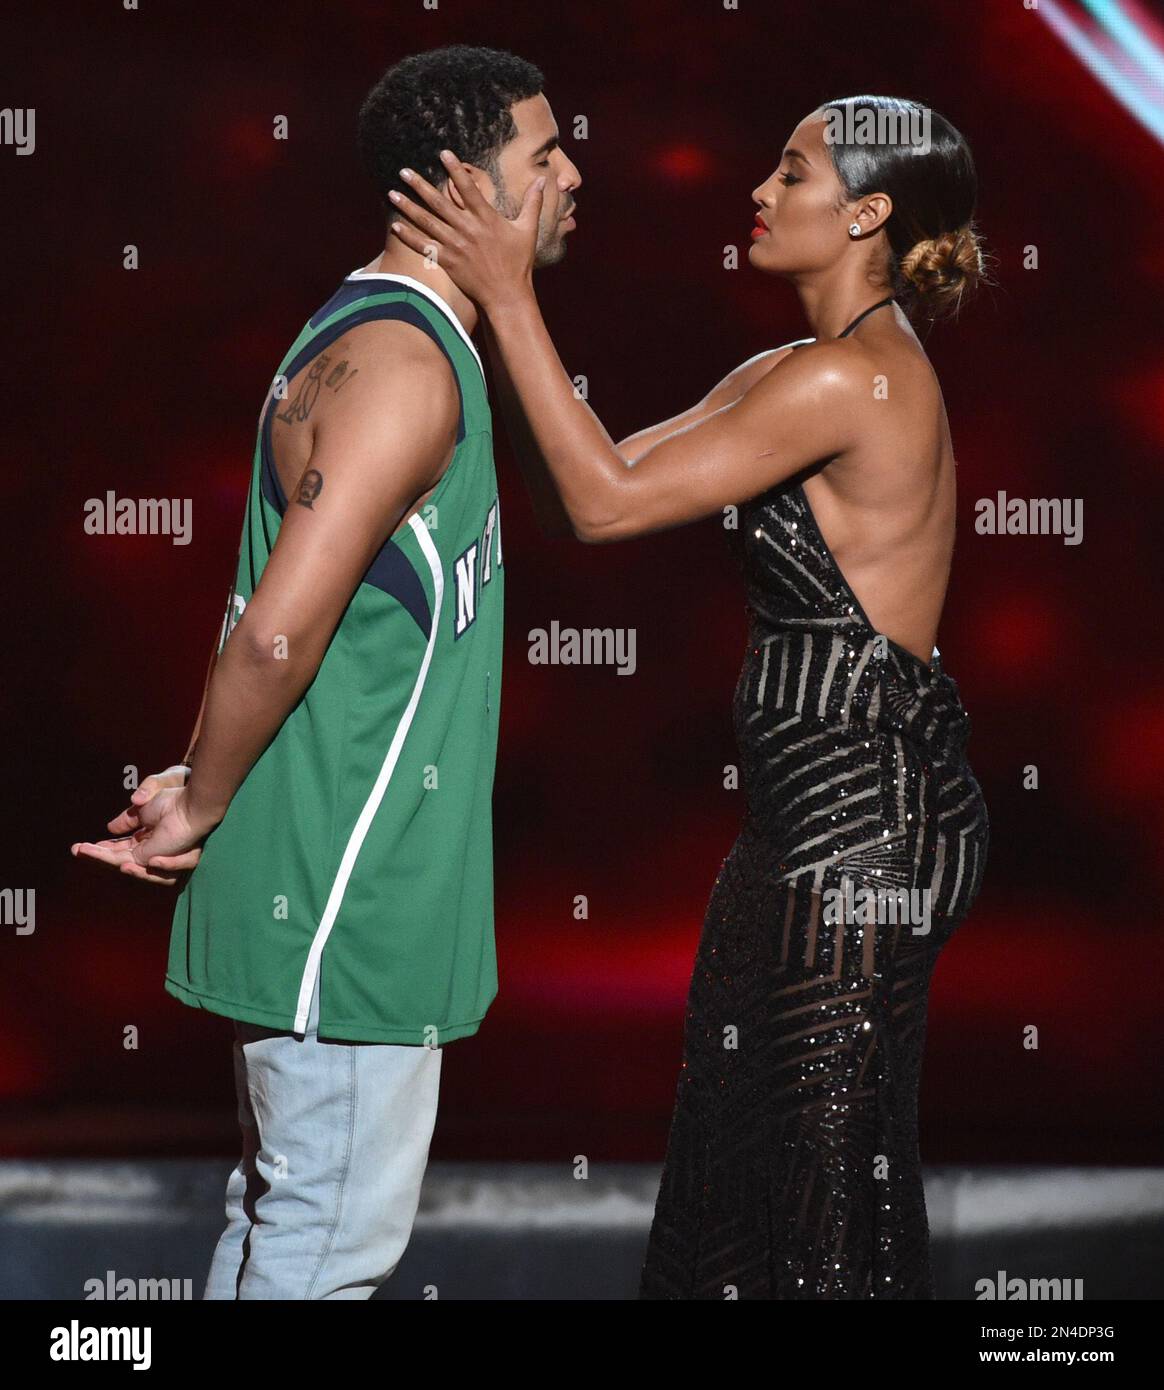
[{"xmin": 358, "ymin": 44, "xmax": 544, "ymax": 212}]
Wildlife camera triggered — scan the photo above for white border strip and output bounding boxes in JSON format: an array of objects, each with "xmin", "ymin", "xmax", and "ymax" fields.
[
  {"xmin": 293, "ymin": 513, "xmax": 445, "ymax": 1033},
  {"xmin": 346, "ymin": 268, "xmax": 486, "ymax": 383}
]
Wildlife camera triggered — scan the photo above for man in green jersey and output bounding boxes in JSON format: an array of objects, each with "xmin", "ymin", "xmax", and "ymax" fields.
[{"xmin": 72, "ymin": 45, "xmax": 580, "ymax": 1300}]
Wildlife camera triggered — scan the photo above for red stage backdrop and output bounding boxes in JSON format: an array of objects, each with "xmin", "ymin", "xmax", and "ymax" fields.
[{"xmin": 4, "ymin": 0, "xmax": 1162, "ymax": 1163}]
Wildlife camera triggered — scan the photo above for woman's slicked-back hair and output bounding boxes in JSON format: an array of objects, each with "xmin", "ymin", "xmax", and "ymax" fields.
[
  {"xmin": 358, "ymin": 45, "xmax": 544, "ymax": 213},
  {"xmin": 819, "ymin": 95, "xmax": 985, "ymax": 318}
]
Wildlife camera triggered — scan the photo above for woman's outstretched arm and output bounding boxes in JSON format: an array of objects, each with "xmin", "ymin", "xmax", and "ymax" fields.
[
  {"xmin": 485, "ymin": 316, "xmax": 791, "ymax": 537},
  {"xmin": 391, "ymin": 153, "xmax": 860, "ymax": 542},
  {"xmin": 616, "ymin": 347, "xmax": 795, "ymax": 462}
]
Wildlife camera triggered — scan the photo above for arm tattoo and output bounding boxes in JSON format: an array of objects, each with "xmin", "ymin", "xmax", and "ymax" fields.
[
  {"xmin": 276, "ymin": 352, "xmax": 329, "ymax": 425},
  {"xmin": 325, "ymin": 359, "xmax": 359, "ymax": 393},
  {"xmin": 295, "ymin": 467, "xmax": 323, "ymax": 509},
  {"xmin": 276, "ymin": 351, "xmax": 360, "ymax": 424}
]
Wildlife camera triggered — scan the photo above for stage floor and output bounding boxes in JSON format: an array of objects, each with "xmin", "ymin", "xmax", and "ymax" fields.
[{"xmin": 2, "ymin": 1162, "xmax": 1160, "ymax": 1300}]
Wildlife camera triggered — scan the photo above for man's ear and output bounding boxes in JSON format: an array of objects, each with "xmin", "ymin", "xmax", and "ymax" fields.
[{"xmin": 447, "ymin": 164, "xmax": 490, "ymax": 209}]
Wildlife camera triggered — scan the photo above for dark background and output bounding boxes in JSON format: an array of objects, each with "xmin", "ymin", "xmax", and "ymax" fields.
[{"xmin": 4, "ymin": 0, "xmax": 1162, "ymax": 1165}]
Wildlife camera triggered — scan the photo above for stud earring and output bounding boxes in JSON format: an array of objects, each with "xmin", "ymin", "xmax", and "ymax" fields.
[{"xmin": 848, "ymin": 222, "xmax": 862, "ymax": 238}]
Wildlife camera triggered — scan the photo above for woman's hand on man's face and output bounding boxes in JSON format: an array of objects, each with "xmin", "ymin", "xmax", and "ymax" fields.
[{"xmin": 388, "ymin": 150, "xmax": 545, "ymax": 310}]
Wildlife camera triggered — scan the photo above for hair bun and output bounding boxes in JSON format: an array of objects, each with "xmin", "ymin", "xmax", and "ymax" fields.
[{"xmin": 899, "ymin": 226, "xmax": 983, "ymax": 317}]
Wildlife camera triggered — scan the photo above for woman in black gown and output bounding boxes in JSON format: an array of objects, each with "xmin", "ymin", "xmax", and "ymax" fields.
[
  {"xmin": 639, "ymin": 305, "xmax": 988, "ymax": 1298},
  {"xmin": 390, "ymin": 93, "xmax": 989, "ymax": 1299}
]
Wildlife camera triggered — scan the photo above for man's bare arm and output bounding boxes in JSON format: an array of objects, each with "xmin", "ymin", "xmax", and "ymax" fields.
[
  {"xmin": 180, "ymin": 325, "xmax": 458, "ymax": 833},
  {"xmin": 181, "ymin": 619, "xmax": 224, "ymax": 768},
  {"xmin": 71, "ymin": 624, "xmax": 216, "ymax": 874}
]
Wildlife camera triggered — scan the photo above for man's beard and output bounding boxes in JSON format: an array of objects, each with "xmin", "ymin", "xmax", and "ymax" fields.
[{"xmin": 493, "ymin": 182, "xmax": 568, "ymax": 268}]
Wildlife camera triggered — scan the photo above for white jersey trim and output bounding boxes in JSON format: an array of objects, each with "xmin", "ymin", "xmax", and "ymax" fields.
[
  {"xmin": 345, "ymin": 268, "xmax": 486, "ymax": 387},
  {"xmin": 292, "ymin": 512, "xmax": 445, "ymax": 1033}
]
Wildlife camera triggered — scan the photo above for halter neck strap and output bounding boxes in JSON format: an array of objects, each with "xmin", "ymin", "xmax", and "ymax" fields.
[{"xmin": 837, "ymin": 296, "xmax": 896, "ymax": 338}]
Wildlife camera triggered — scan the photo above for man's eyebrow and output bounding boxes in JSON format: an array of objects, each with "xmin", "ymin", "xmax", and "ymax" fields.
[{"xmin": 529, "ymin": 133, "xmax": 560, "ymax": 160}]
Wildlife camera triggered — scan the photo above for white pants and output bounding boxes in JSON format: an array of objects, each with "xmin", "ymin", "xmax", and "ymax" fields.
[{"xmin": 203, "ymin": 973, "xmax": 442, "ymax": 1300}]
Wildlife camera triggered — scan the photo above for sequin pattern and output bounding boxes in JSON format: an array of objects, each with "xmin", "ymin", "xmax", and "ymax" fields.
[{"xmin": 639, "ymin": 477, "xmax": 989, "ymax": 1300}]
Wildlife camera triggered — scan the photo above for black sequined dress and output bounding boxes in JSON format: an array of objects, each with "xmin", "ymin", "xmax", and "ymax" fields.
[{"xmin": 639, "ymin": 300, "xmax": 989, "ymax": 1300}]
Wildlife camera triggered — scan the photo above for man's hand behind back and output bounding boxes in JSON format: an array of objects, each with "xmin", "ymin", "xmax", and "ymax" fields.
[{"xmin": 71, "ymin": 765, "xmax": 199, "ymax": 887}]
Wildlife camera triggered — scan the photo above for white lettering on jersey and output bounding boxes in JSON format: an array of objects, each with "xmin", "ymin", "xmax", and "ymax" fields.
[
  {"xmin": 453, "ymin": 543, "xmax": 479, "ymax": 638},
  {"xmin": 481, "ymin": 501, "xmax": 497, "ymax": 586},
  {"xmin": 451, "ymin": 495, "xmax": 503, "ymax": 640}
]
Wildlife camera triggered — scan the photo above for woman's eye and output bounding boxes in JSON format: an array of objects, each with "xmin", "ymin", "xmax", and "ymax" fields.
[
  {"xmin": 537, "ymin": 158, "xmax": 551, "ymax": 168},
  {"xmin": 779, "ymin": 171, "xmax": 801, "ymax": 186}
]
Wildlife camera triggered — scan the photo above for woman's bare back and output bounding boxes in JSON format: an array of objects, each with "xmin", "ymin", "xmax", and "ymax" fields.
[{"xmin": 793, "ymin": 304, "xmax": 957, "ymax": 666}]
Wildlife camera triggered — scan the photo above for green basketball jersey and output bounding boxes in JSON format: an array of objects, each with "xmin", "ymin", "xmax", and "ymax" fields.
[{"xmin": 166, "ymin": 271, "xmax": 503, "ymax": 1044}]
